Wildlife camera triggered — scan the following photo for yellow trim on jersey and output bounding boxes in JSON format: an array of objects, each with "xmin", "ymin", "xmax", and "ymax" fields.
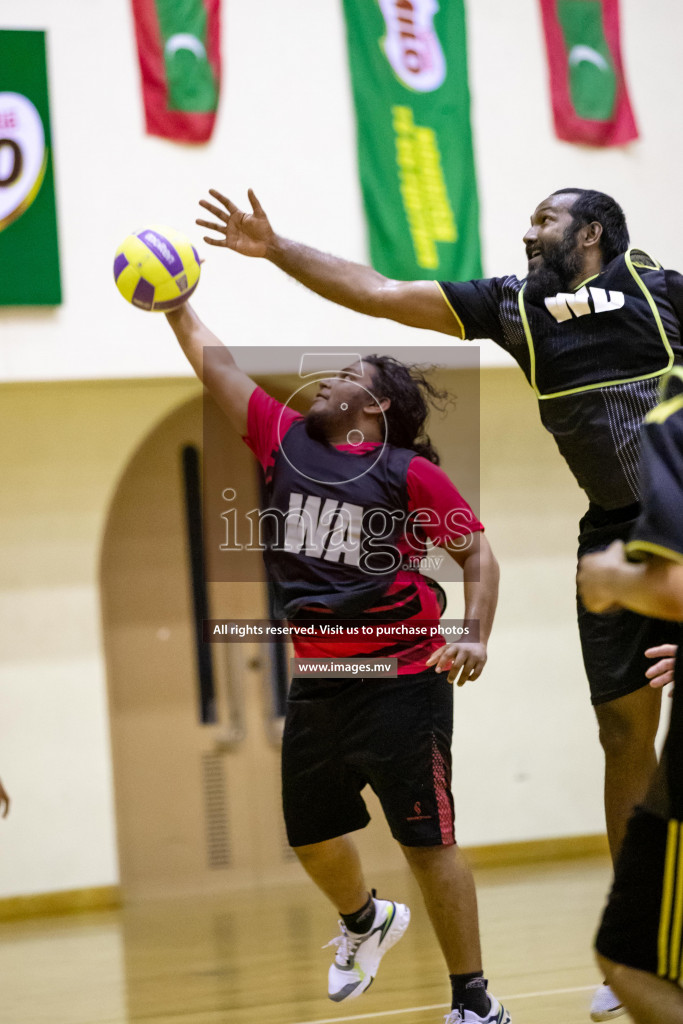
[
  {"xmin": 518, "ymin": 248, "xmax": 674, "ymax": 400},
  {"xmin": 435, "ymin": 282, "xmax": 465, "ymax": 339},
  {"xmin": 658, "ymin": 365, "xmax": 683, "ymax": 403},
  {"xmin": 645, "ymin": 393, "xmax": 683, "ymax": 425},
  {"xmin": 632, "ymin": 252, "xmax": 663, "ymax": 271},
  {"xmin": 658, "ymin": 820, "xmax": 680, "ymax": 978},
  {"xmin": 574, "ymin": 272, "xmax": 600, "ymax": 290},
  {"xmin": 625, "ymin": 540, "xmax": 683, "ymax": 565},
  {"xmin": 624, "ymin": 248, "xmax": 675, "ymax": 367},
  {"xmin": 669, "ymin": 822, "xmax": 683, "ymax": 981},
  {"xmin": 518, "ymin": 285, "xmax": 539, "ymax": 395}
]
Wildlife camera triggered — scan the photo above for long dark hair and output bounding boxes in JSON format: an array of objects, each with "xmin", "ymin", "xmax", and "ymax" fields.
[
  {"xmin": 364, "ymin": 354, "xmax": 451, "ymax": 465},
  {"xmin": 552, "ymin": 187, "xmax": 630, "ymax": 264}
]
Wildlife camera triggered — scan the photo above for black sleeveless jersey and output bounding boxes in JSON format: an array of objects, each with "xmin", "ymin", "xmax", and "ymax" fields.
[
  {"xmin": 439, "ymin": 250, "xmax": 683, "ymax": 509},
  {"xmin": 626, "ymin": 366, "xmax": 683, "ymax": 566},
  {"xmin": 625, "ymin": 366, "xmax": 683, "ymax": 818},
  {"xmin": 261, "ymin": 419, "xmax": 420, "ymax": 620}
]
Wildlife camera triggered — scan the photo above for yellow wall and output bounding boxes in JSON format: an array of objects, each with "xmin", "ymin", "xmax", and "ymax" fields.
[{"xmin": 0, "ymin": 378, "xmax": 200, "ymax": 896}]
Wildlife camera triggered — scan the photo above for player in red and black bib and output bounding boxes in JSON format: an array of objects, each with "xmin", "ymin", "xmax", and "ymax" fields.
[
  {"xmin": 245, "ymin": 382, "xmax": 483, "ymax": 673},
  {"xmin": 200, "ymin": 183, "xmax": 683, "ymax": 1022},
  {"xmin": 166, "ymin": 304, "xmax": 506, "ymax": 1024}
]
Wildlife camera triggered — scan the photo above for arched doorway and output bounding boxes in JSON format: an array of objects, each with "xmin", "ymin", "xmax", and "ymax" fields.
[{"xmin": 100, "ymin": 387, "xmax": 401, "ymax": 900}]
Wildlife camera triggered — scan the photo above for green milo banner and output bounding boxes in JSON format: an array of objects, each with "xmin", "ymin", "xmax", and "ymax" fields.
[
  {"xmin": 0, "ymin": 30, "xmax": 61, "ymax": 305},
  {"xmin": 342, "ymin": 0, "xmax": 482, "ymax": 281}
]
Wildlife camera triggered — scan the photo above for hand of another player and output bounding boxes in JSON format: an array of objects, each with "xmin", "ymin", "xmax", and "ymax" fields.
[
  {"xmin": 426, "ymin": 641, "xmax": 487, "ymax": 686},
  {"xmin": 197, "ymin": 188, "xmax": 274, "ymax": 258},
  {"xmin": 577, "ymin": 540, "xmax": 626, "ymax": 613},
  {"xmin": 645, "ymin": 643, "xmax": 678, "ymax": 695}
]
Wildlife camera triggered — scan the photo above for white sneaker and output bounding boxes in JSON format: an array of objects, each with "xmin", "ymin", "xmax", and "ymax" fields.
[
  {"xmin": 325, "ymin": 896, "xmax": 410, "ymax": 1001},
  {"xmin": 590, "ymin": 983, "xmax": 626, "ymax": 1021},
  {"xmin": 444, "ymin": 994, "xmax": 511, "ymax": 1023}
]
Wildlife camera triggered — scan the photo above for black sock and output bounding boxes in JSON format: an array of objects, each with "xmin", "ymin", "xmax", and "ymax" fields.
[
  {"xmin": 450, "ymin": 972, "xmax": 489, "ymax": 1017},
  {"xmin": 340, "ymin": 892, "xmax": 375, "ymax": 934}
]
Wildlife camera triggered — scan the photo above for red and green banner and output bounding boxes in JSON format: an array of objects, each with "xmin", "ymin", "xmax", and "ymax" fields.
[
  {"xmin": 539, "ymin": 0, "xmax": 638, "ymax": 146},
  {"xmin": 131, "ymin": 0, "xmax": 221, "ymax": 143},
  {"xmin": 341, "ymin": 0, "xmax": 482, "ymax": 281},
  {"xmin": 0, "ymin": 30, "xmax": 61, "ymax": 305}
]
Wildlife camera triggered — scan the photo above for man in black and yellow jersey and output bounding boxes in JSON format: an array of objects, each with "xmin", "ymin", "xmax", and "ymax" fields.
[
  {"xmin": 579, "ymin": 366, "xmax": 683, "ymax": 1024},
  {"xmin": 197, "ymin": 185, "xmax": 683, "ymax": 1020}
]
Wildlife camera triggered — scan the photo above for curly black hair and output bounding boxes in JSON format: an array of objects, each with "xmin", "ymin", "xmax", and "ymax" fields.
[{"xmin": 364, "ymin": 354, "xmax": 452, "ymax": 465}]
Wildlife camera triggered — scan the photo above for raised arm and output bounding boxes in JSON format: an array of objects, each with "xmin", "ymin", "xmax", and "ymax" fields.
[
  {"xmin": 426, "ymin": 531, "xmax": 500, "ymax": 685},
  {"xmin": 165, "ymin": 302, "xmax": 256, "ymax": 436},
  {"xmin": 196, "ymin": 188, "xmax": 463, "ymax": 336}
]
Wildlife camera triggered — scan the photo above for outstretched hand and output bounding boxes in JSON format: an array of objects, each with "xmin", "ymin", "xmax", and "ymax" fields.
[
  {"xmin": 426, "ymin": 642, "xmax": 487, "ymax": 687},
  {"xmin": 197, "ymin": 188, "xmax": 274, "ymax": 258}
]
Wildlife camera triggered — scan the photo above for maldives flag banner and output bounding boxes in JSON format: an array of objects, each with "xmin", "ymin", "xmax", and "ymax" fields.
[
  {"xmin": 341, "ymin": 0, "xmax": 482, "ymax": 281},
  {"xmin": 539, "ymin": 0, "xmax": 638, "ymax": 146},
  {"xmin": 131, "ymin": 0, "xmax": 221, "ymax": 143}
]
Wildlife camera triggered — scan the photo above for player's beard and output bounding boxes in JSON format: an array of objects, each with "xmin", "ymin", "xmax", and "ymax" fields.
[
  {"xmin": 305, "ymin": 389, "xmax": 372, "ymax": 444},
  {"xmin": 304, "ymin": 408, "xmax": 331, "ymax": 444},
  {"xmin": 524, "ymin": 226, "xmax": 585, "ymax": 304}
]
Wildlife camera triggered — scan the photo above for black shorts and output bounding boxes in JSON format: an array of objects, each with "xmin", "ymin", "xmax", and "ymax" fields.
[
  {"xmin": 598, "ymin": 666, "xmax": 683, "ymax": 979},
  {"xmin": 595, "ymin": 807, "xmax": 683, "ymax": 983},
  {"xmin": 281, "ymin": 668, "xmax": 455, "ymax": 848},
  {"xmin": 577, "ymin": 503, "xmax": 673, "ymax": 706}
]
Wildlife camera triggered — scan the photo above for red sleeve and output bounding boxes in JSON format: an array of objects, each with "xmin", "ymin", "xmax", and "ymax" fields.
[
  {"xmin": 243, "ymin": 387, "xmax": 302, "ymax": 470},
  {"xmin": 406, "ymin": 457, "xmax": 483, "ymax": 544}
]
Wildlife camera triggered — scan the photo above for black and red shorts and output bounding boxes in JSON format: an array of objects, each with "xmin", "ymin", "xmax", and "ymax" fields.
[{"xmin": 281, "ymin": 667, "xmax": 455, "ymax": 848}]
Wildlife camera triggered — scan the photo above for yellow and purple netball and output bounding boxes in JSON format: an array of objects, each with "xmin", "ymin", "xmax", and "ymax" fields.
[{"xmin": 113, "ymin": 225, "xmax": 201, "ymax": 311}]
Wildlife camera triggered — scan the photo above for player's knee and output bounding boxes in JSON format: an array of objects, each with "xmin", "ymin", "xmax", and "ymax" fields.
[
  {"xmin": 399, "ymin": 841, "xmax": 456, "ymax": 872},
  {"xmin": 291, "ymin": 839, "xmax": 329, "ymax": 865},
  {"xmin": 595, "ymin": 950, "xmax": 616, "ymax": 983},
  {"xmin": 596, "ymin": 696, "xmax": 658, "ymax": 756}
]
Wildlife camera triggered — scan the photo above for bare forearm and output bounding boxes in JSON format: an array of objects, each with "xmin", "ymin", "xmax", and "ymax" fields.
[
  {"xmin": 462, "ymin": 542, "xmax": 500, "ymax": 644},
  {"xmin": 266, "ymin": 235, "xmax": 388, "ymax": 313},
  {"xmin": 166, "ymin": 303, "xmax": 236, "ymax": 383},
  {"xmin": 265, "ymin": 236, "xmax": 458, "ymax": 333},
  {"xmin": 594, "ymin": 559, "xmax": 683, "ymax": 620},
  {"xmin": 165, "ymin": 303, "xmax": 255, "ymax": 435}
]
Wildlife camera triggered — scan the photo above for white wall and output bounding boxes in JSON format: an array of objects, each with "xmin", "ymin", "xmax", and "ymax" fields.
[
  {"xmin": 1, "ymin": 0, "xmax": 681, "ymax": 898},
  {"xmin": 1, "ymin": 0, "xmax": 683, "ymax": 379}
]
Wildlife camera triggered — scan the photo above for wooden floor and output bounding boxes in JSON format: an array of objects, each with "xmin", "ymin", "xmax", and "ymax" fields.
[{"xmin": 0, "ymin": 854, "xmax": 625, "ymax": 1024}]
